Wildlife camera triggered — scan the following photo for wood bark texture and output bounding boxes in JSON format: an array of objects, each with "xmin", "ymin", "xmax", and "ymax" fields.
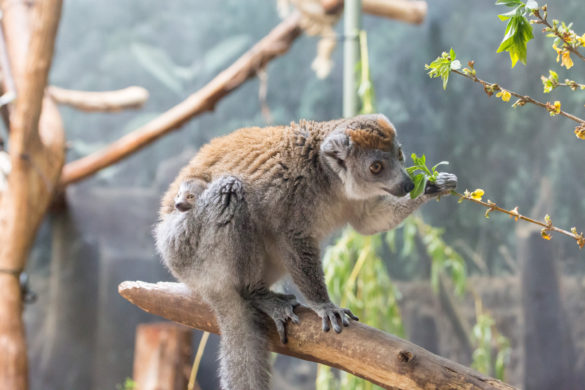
[
  {"xmin": 0, "ymin": 0, "xmax": 65, "ymax": 388},
  {"xmin": 133, "ymin": 322, "xmax": 193, "ymax": 390},
  {"xmin": 322, "ymin": 0, "xmax": 427, "ymax": 24},
  {"xmin": 120, "ymin": 281, "xmax": 517, "ymax": 390},
  {"xmin": 59, "ymin": 13, "xmax": 303, "ymax": 186},
  {"xmin": 48, "ymin": 86, "xmax": 149, "ymax": 112}
]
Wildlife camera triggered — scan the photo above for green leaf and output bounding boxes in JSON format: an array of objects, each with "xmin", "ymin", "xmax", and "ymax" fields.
[
  {"xmin": 432, "ymin": 161, "xmax": 449, "ymax": 172},
  {"xmin": 496, "ymin": 3, "xmax": 534, "ymax": 67},
  {"xmin": 425, "ymin": 49, "xmax": 458, "ymax": 89},
  {"xmin": 495, "ymin": 0, "xmax": 524, "ymax": 6},
  {"xmin": 410, "ymin": 174, "xmax": 427, "ymax": 199}
]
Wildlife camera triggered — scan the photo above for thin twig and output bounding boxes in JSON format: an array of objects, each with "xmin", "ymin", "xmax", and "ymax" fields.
[
  {"xmin": 451, "ymin": 69, "xmax": 585, "ymax": 124},
  {"xmin": 532, "ymin": 9, "xmax": 585, "ymax": 63},
  {"xmin": 451, "ymin": 190, "xmax": 585, "ymax": 249}
]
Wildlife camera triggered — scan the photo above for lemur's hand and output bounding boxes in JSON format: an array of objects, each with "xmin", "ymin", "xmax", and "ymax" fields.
[
  {"xmin": 310, "ymin": 302, "xmax": 359, "ymax": 333},
  {"xmin": 425, "ymin": 172, "xmax": 457, "ymax": 196}
]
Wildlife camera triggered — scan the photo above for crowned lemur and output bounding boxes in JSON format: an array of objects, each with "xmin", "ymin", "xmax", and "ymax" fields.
[{"xmin": 154, "ymin": 114, "xmax": 457, "ymax": 390}]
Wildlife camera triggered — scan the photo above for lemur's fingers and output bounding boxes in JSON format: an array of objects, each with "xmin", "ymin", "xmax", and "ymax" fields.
[
  {"xmin": 341, "ymin": 313, "xmax": 350, "ymax": 327},
  {"xmin": 322, "ymin": 316, "xmax": 331, "ymax": 332},
  {"xmin": 328, "ymin": 312, "xmax": 342, "ymax": 333},
  {"xmin": 285, "ymin": 307, "xmax": 300, "ymax": 324},
  {"xmin": 343, "ymin": 308, "xmax": 359, "ymax": 321},
  {"xmin": 425, "ymin": 172, "xmax": 458, "ymax": 195},
  {"xmin": 275, "ymin": 320, "xmax": 287, "ymax": 344}
]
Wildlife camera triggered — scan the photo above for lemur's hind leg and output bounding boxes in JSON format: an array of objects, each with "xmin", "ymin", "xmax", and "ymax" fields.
[
  {"xmin": 194, "ymin": 176, "xmax": 271, "ymax": 390},
  {"xmin": 247, "ymin": 288, "xmax": 300, "ymax": 343}
]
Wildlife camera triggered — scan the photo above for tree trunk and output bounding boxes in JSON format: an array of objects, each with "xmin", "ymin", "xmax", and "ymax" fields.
[
  {"xmin": 518, "ymin": 179, "xmax": 579, "ymax": 389},
  {"xmin": 0, "ymin": 1, "xmax": 64, "ymax": 388},
  {"xmin": 519, "ymin": 231, "xmax": 578, "ymax": 389}
]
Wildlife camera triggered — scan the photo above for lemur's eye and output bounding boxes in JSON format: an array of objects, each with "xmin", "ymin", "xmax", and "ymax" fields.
[
  {"xmin": 398, "ymin": 147, "xmax": 404, "ymax": 162},
  {"xmin": 186, "ymin": 194, "xmax": 195, "ymax": 200},
  {"xmin": 369, "ymin": 161, "xmax": 383, "ymax": 174}
]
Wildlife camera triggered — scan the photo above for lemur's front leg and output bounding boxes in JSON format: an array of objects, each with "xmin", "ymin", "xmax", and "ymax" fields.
[
  {"xmin": 285, "ymin": 235, "xmax": 359, "ymax": 334},
  {"xmin": 350, "ymin": 172, "xmax": 457, "ymax": 235}
]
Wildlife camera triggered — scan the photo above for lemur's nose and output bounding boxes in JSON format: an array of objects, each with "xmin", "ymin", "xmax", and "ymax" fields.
[
  {"xmin": 175, "ymin": 202, "xmax": 192, "ymax": 212},
  {"xmin": 402, "ymin": 179, "xmax": 415, "ymax": 194}
]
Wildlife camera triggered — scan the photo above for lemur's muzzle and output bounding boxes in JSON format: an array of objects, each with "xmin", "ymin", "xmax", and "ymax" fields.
[{"xmin": 175, "ymin": 201, "xmax": 192, "ymax": 212}]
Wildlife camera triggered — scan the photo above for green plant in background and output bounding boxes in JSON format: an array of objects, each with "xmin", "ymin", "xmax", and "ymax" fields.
[
  {"xmin": 317, "ymin": 230, "xmax": 405, "ymax": 390},
  {"xmin": 115, "ymin": 378, "xmax": 137, "ymax": 390},
  {"xmin": 471, "ymin": 304, "xmax": 511, "ymax": 381}
]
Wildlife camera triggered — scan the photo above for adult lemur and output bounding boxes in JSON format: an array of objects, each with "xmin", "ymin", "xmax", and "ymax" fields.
[{"xmin": 154, "ymin": 114, "xmax": 457, "ymax": 390}]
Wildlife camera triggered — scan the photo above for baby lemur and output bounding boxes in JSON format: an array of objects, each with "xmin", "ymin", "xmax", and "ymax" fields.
[{"xmin": 154, "ymin": 114, "xmax": 457, "ymax": 390}]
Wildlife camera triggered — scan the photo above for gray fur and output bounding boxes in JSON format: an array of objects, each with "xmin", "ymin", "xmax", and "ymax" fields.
[{"xmin": 154, "ymin": 114, "xmax": 457, "ymax": 390}]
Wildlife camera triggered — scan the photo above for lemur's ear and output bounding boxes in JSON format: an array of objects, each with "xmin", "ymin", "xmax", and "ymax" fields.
[{"xmin": 321, "ymin": 131, "xmax": 351, "ymax": 168}]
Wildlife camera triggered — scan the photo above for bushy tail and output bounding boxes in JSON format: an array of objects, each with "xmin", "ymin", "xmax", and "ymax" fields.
[{"xmin": 213, "ymin": 291, "xmax": 270, "ymax": 390}]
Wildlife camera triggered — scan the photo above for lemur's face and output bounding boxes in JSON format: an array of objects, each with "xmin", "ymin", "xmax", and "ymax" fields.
[
  {"xmin": 346, "ymin": 141, "xmax": 412, "ymax": 198},
  {"xmin": 174, "ymin": 179, "xmax": 207, "ymax": 212},
  {"xmin": 321, "ymin": 114, "xmax": 414, "ymax": 200}
]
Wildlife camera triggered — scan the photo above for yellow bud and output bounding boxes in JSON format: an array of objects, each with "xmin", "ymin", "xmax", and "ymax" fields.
[
  {"xmin": 541, "ymin": 229, "xmax": 552, "ymax": 240},
  {"xmin": 510, "ymin": 206, "xmax": 520, "ymax": 222}
]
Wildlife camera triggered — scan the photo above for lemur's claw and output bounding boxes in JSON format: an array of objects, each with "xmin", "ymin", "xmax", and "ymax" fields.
[
  {"xmin": 425, "ymin": 172, "xmax": 457, "ymax": 195},
  {"xmin": 312, "ymin": 302, "xmax": 358, "ymax": 334}
]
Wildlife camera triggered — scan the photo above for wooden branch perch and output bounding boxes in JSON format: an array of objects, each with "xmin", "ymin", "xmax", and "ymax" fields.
[
  {"xmin": 48, "ymin": 86, "xmax": 149, "ymax": 112},
  {"xmin": 59, "ymin": 13, "xmax": 302, "ymax": 187},
  {"xmin": 322, "ymin": 0, "xmax": 427, "ymax": 24},
  {"xmin": 120, "ymin": 281, "xmax": 516, "ymax": 390}
]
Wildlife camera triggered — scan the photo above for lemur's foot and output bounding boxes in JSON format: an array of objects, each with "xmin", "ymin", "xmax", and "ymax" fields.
[
  {"xmin": 425, "ymin": 172, "xmax": 457, "ymax": 195},
  {"xmin": 249, "ymin": 289, "xmax": 300, "ymax": 344},
  {"xmin": 310, "ymin": 302, "xmax": 359, "ymax": 333}
]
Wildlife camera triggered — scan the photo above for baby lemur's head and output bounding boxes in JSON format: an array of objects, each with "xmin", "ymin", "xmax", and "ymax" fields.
[
  {"xmin": 320, "ymin": 113, "xmax": 414, "ymax": 199},
  {"xmin": 174, "ymin": 178, "xmax": 207, "ymax": 212}
]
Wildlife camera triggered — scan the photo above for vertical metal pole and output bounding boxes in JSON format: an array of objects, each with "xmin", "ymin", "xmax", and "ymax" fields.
[{"xmin": 343, "ymin": 0, "xmax": 362, "ymax": 118}]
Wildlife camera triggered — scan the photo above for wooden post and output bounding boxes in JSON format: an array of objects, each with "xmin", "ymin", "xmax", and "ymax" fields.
[
  {"xmin": 343, "ymin": 0, "xmax": 361, "ymax": 118},
  {"xmin": 133, "ymin": 323, "xmax": 193, "ymax": 390}
]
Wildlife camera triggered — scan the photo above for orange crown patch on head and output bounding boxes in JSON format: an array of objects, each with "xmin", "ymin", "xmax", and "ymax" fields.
[{"xmin": 346, "ymin": 116, "xmax": 396, "ymax": 151}]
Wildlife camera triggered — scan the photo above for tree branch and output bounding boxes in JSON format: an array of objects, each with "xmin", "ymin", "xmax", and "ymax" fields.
[
  {"xmin": 321, "ymin": 0, "xmax": 427, "ymax": 24},
  {"xmin": 48, "ymin": 86, "xmax": 149, "ymax": 112},
  {"xmin": 119, "ymin": 281, "xmax": 517, "ymax": 390},
  {"xmin": 59, "ymin": 13, "xmax": 302, "ymax": 187},
  {"xmin": 451, "ymin": 69, "xmax": 585, "ymax": 124}
]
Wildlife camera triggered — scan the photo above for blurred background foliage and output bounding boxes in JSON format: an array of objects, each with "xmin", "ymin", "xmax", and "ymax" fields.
[{"xmin": 27, "ymin": 0, "xmax": 585, "ymax": 389}]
